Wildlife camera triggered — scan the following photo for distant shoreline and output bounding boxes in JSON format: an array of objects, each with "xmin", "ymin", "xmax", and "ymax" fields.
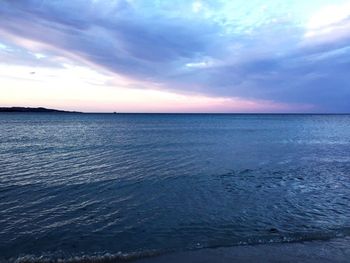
[
  {"xmin": 0, "ymin": 107, "xmax": 349, "ymax": 114},
  {"xmin": 0, "ymin": 107, "xmax": 82, "ymax": 113}
]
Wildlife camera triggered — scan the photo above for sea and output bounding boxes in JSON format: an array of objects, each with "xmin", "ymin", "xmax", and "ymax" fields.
[{"xmin": 0, "ymin": 113, "xmax": 350, "ymax": 262}]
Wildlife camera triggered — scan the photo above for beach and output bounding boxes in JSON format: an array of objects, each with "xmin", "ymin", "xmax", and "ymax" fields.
[{"xmin": 137, "ymin": 237, "xmax": 350, "ymax": 263}]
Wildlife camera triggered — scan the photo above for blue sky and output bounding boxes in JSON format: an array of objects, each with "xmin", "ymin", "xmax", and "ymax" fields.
[{"xmin": 1, "ymin": 0, "xmax": 350, "ymax": 112}]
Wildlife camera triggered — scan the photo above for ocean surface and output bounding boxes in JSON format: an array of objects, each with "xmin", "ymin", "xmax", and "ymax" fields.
[{"xmin": 0, "ymin": 113, "xmax": 350, "ymax": 262}]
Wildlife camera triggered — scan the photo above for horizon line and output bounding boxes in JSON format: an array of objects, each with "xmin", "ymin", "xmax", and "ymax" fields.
[{"xmin": 1, "ymin": 106, "xmax": 349, "ymax": 115}]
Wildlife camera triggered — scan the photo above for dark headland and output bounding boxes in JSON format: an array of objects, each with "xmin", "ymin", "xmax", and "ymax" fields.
[{"xmin": 0, "ymin": 107, "xmax": 81, "ymax": 113}]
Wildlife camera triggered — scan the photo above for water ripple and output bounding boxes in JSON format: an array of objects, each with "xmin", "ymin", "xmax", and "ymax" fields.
[{"xmin": 1, "ymin": 113, "xmax": 350, "ymax": 260}]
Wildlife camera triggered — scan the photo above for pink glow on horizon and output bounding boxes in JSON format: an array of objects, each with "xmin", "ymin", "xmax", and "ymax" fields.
[{"xmin": 0, "ymin": 62, "xmax": 314, "ymax": 113}]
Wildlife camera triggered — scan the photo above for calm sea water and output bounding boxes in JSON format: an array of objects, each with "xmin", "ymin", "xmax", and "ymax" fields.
[{"xmin": 1, "ymin": 114, "xmax": 350, "ymax": 261}]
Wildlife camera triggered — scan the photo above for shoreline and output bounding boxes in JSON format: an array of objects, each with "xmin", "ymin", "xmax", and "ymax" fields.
[
  {"xmin": 9, "ymin": 237, "xmax": 350, "ymax": 263},
  {"xmin": 136, "ymin": 237, "xmax": 350, "ymax": 263}
]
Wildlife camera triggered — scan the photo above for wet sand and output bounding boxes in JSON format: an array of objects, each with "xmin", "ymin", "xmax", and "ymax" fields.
[{"xmin": 136, "ymin": 237, "xmax": 350, "ymax": 263}]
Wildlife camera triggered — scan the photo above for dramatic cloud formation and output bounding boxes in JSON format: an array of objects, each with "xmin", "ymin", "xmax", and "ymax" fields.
[{"xmin": 1, "ymin": 0, "xmax": 350, "ymax": 112}]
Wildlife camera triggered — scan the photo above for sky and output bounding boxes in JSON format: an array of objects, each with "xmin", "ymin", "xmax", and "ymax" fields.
[{"xmin": 0, "ymin": 0, "xmax": 350, "ymax": 113}]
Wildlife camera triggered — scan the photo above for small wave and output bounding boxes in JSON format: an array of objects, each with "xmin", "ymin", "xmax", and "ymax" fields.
[
  {"xmin": 7, "ymin": 229, "xmax": 350, "ymax": 263},
  {"xmin": 9, "ymin": 250, "xmax": 163, "ymax": 263}
]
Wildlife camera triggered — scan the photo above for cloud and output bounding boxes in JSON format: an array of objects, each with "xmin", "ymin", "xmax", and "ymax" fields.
[
  {"xmin": 303, "ymin": 2, "xmax": 350, "ymax": 45},
  {"xmin": 306, "ymin": 2, "xmax": 350, "ymax": 31},
  {"xmin": 0, "ymin": 0, "xmax": 350, "ymax": 112}
]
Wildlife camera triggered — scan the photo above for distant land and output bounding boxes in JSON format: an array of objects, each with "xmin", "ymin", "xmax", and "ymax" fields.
[
  {"xmin": 0, "ymin": 107, "xmax": 348, "ymax": 115},
  {"xmin": 0, "ymin": 107, "xmax": 82, "ymax": 113}
]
